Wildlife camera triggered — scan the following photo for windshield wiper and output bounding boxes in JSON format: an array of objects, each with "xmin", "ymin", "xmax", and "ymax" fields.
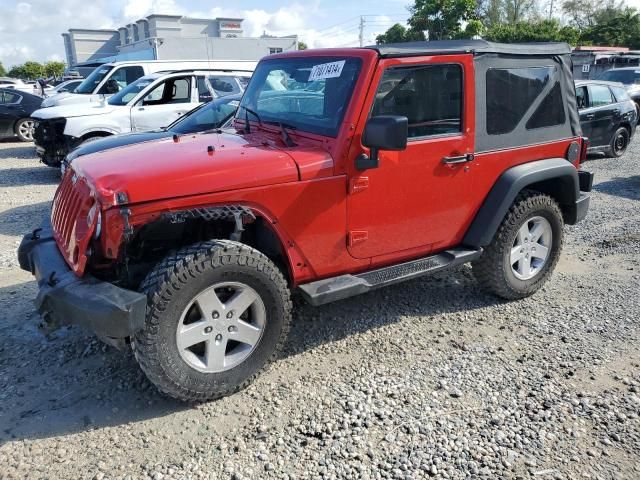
[
  {"xmin": 241, "ymin": 106, "xmax": 262, "ymax": 133},
  {"xmin": 278, "ymin": 122, "xmax": 297, "ymax": 147},
  {"xmin": 264, "ymin": 120, "xmax": 297, "ymax": 147}
]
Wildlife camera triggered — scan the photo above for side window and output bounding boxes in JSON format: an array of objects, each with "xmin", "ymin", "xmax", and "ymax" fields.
[
  {"xmin": 588, "ymin": 85, "xmax": 613, "ymax": 107},
  {"xmin": 197, "ymin": 76, "xmax": 212, "ymax": 102},
  {"xmin": 208, "ymin": 75, "xmax": 241, "ymax": 97},
  {"xmin": 170, "ymin": 78, "xmax": 191, "ymax": 103},
  {"xmin": 610, "ymin": 85, "xmax": 630, "ymax": 102},
  {"xmin": 575, "ymin": 86, "xmax": 588, "ymax": 110},
  {"xmin": 140, "ymin": 76, "xmax": 191, "ymax": 105},
  {"xmin": 486, "ymin": 67, "xmax": 554, "ymax": 135},
  {"xmin": 526, "ymin": 82, "xmax": 566, "ymax": 130},
  {"xmin": 0, "ymin": 91, "xmax": 21, "ymax": 104},
  {"xmin": 371, "ymin": 64, "xmax": 463, "ymax": 139},
  {"xmin": 100, "ymin": 66, "xmax": 145, "ymax": 94}
]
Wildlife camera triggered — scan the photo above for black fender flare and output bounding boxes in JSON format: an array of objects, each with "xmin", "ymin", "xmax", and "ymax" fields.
[{"xmin": 463, "ymin": 158, "xmax": 580, "ymax": 248}]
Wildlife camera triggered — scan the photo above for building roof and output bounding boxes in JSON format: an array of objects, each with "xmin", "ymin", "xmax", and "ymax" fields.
[{"xmin": 367, "ymin": 39, "xmax": 571, "ymax": 57}]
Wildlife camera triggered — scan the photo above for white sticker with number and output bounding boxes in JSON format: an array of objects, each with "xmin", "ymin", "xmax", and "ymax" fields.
[{"xmin": 308, "ymin": 60, "xmax": 346, "ymax": 81}]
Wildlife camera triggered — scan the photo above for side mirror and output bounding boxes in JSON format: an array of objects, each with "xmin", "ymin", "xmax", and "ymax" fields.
[{"xmin": 357, "ymin": 115, "xmax": 408, "ymax": 170}]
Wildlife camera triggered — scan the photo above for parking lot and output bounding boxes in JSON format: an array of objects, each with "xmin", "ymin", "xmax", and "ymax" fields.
[{"xmin": 0, "ymin": 140, "xmax": 638, "ymax": 479}]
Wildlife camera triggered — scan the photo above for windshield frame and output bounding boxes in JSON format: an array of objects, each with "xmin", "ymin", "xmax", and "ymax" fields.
[
  {"xmin": 236, "ymin": 56, "xmax": 363, "ymax": 138},
  {"xmin": 74, "ymin": 65, "xmax": 114, "ymax": 94}
]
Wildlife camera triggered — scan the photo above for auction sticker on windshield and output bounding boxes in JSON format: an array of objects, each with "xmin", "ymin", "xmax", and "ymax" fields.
[{"xmin": 309, "ymin": 60, "xmax": 346, "ymax": 81}]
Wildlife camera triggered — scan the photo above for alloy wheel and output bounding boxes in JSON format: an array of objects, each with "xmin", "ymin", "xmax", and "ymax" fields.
[
  {"xmin": 510, "ymin": 216, "xmax": 552, "ymax": 281},
  {"xmin": 18, "ymin": 119, "xmax": 35, "ymax": 141},
  {"xmin": 176, "ymin": 282, "xmax": 266, "ymax": 373}
]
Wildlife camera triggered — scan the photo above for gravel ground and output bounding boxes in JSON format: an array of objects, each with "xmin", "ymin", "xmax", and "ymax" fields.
[{"xmin": 0, "ymin": 139, "xmax": 638, "ymax": 480}]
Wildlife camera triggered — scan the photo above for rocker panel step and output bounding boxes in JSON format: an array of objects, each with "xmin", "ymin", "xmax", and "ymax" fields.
[{"xmin": 298, "ymin": 248, "xmax": 482, "ymax": 306}]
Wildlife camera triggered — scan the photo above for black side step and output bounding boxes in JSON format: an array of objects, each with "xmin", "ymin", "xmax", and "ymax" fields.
[{"xmin": 298, "ymin": 248, "xmax": 482, "ymax": 306}]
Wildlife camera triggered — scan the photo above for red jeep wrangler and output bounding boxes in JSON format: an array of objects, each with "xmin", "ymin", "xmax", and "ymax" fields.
[{"xmin": 19, "ymin": 40, "xmax": 594, "ymax": 402}]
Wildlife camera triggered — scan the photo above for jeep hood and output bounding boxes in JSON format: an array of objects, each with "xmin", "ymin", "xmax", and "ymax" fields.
[
  {"xmin": 32, "ymin": 102, "xmax": 117, "ymax": 120},
  {"xmin": 72, "ymin": 132, "xmax": 301, "ymax": 205}
]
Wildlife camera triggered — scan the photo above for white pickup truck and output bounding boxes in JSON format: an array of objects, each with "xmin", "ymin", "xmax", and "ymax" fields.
[{"xmin": 32, "ymin": 70, "xmax": 250, "ymax": 166}]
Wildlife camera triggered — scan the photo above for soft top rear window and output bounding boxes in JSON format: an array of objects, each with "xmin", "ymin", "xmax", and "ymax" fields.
[{"xmin": 486, "ymin": 67, "xmax": 554, "ymax": 135}]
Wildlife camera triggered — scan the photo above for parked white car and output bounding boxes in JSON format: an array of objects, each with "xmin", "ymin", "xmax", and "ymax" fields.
[
  {"xmin": 40, "ymin": 60, "xmax": 256, "ymax": 108},
  {"xmin": 0, "ymin": 77, "xmax": 43, "ymax": 95},
  {"xmin": 50, "ymin": 79, "xmax": 83, "ymax": 95},
  {"xmin": 32, "ymin": 70, "xmax": 251, "ymax": 166}
]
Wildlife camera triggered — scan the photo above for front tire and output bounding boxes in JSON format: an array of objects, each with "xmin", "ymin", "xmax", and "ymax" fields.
[
  {"xmin": 15, "ymin": 118, "xmax": 35, "ymax": 142},
  {"xmin": 132, "ymin": 240, "xmax": 292, "ymax": 402},
  {"xmin": 472, "ymin": 191, "xmax": 564, "ymax": 300}
]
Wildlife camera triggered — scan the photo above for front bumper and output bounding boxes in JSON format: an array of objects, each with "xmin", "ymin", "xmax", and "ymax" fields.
[
  {"xmin": 33, "ymin": 119, "xmax": 69, "ymax": 167},
  {"xmin": 18, "ymin": 219, "xmax": 147, "ymax": 342}
]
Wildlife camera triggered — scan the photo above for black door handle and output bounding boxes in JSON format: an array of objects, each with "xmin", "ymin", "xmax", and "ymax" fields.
[
  {"xmin": 442, "ymin": 153, "xmax": 475, "ymax": 164},
  {"xmin": 585, "ymin": 114, "xmax": 595, "ymax": 119}
]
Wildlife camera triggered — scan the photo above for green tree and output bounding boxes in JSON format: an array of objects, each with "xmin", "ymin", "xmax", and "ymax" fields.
[
  {"xmin": 297, "ymin": 41, "xmax": 308, "ymax": 50},
  {"xmin": 562, "ymin": 0, "xmax": 602, "ymax": 29},
  {"xmin": 376, "ymin": 23, "xmax": 425, "ymax": 44},
  {"xmin": 0, "ymin": 61, "xmax": 6, "ymax": 77},
  {"xmin": 503, "ymin": 0, "xmax": 536, "ymax": 23},
  {"xmin": 581, "ymin": 7, "xmax": 640, "ymax": 47},
  {"xmin": 8, "ymin": 61, "xmax": 44, "ymax": 79},
  {"xmin": 409, "ymin": 0, "xmax": 477, "ymax": 40},
  {"xmin": 485, "ymin": 19, "xmax": 580, "ymax": 44},
  {"xmin": 476, "ymin": 0, "xmax": 504, "ymax": 27},
  {"xmin": 44, "ymin": 61, "xmax": 66, "ymax": 78}
]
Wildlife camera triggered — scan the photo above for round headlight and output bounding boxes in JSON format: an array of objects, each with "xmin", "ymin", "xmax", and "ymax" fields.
[{"xmin": 87, "ymin": 202, "xmax": 102, "ymax": 239}]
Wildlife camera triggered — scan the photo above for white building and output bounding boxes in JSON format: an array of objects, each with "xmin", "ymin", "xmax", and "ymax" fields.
[{"xmin": 62, "ymin": 15, "xmax": 298, "ymax": 73}]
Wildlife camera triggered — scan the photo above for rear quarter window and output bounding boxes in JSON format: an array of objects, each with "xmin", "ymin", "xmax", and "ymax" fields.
[
  {"xmin": 486, "ymin": 67, "xmax": 555, "ymax": 135},
  {"xmin": 611, "ymin": 86, "xmax": 630, "ymax": 102}
]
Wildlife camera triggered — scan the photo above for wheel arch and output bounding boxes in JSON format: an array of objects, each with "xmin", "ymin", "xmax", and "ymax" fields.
[
  {"xmin": 80, "ymin": 130, "xmax": 114, "ymax": 140},
  {"xmin": 463, "ymin": 158, "xmax": 580, "ymax": 248},
  {"xmin": 125, "ymin": 204, "xmax": 303, "ymax": 288}
]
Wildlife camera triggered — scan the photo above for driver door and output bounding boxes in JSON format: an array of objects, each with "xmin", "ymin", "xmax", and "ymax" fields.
[
  {"xmin": 130, "ymin": 76, "xmax": 200, "ymax": 131},
  {"xmin": 347, "ymin": 56, "xmax": 476, "ymax": 259}
]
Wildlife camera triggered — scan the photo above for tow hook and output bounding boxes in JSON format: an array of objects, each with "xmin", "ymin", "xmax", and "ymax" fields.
[{"xmin": 31, "ymin": 228, "xmax": 42, "ymax": 240}]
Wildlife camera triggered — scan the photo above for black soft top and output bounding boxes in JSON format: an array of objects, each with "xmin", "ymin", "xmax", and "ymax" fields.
[{"xmin": 367, "ymin": 40, "xmax": 571, "ymax": 58}]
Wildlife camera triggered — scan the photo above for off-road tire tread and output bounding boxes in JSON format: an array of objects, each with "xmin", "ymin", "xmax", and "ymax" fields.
[
  {"xmin": 132, "ymin": 240, "xmax": 292, "ymax": 402},
  {"xmin": 472, "ymin": 190, "xmax": 563, "ymax": 300}
]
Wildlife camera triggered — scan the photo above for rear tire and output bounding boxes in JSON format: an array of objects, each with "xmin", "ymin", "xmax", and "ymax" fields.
[
  {"xmin": 15, "ymin": 118, "xmax": 35, "ymax": 142},
  {"xmin": 132, "ymin": 240, "xmax": 292, "ymax": 402},
  {"xmin": 472, "ymin": 191, "xmax": 563, "ymax": 300},
  {"xmin": 607, "ymin": 127, "xmax": 630, "ymax": 158}
]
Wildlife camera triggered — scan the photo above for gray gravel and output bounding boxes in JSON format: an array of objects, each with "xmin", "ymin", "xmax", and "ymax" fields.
[{"xmin": 0, "ymin": 139, "xmax": 639, "ymax": 480}]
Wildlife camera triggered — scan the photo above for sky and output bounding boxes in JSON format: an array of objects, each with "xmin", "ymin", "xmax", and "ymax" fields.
[{"xmin": 0, "ymin": 0, "xmax": 411, "ymax": 68}]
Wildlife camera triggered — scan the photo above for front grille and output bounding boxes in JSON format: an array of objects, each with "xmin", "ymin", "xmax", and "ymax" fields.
[
  {"xmin": 51, "ymin": 169, "xmax": 95, "ymax": 274},
  {"xmin": 34, "ymin": 118, "xmax": 66, "ymax": 146}
]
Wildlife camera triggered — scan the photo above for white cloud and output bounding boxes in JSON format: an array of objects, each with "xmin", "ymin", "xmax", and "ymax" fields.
[
  {"xmin": 0, "ymin": 0, "xmax": 406, "ymax": 70},
  {"xmin": 123, "ymin": 0, "xmax": 183, "ymax": 20},
  {"xmin": 0, "ymin": 0, "xmax": 118, "ymax": 68}
]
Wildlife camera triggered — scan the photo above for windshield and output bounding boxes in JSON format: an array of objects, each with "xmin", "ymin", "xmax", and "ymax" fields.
[
  {"xmin": 598, "ymin": 69, "xmax": 640, "ymax": 85},
  {"xmin": 75, "ymin": 66, "xmax": 114, "ymax": 94},
  {"xmin": 108, "ymin": 76, "xmax": 157, "ymax": 106},
  {"xmin": 171, "ymin": 96, "xmax": 241, "ymax": 134},
  {"xmin": 237, "ymin": 56, "xmax": 362, "ymax": 137}
]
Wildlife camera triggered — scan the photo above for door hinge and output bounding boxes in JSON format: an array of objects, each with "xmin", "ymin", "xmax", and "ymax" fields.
[
  {"xmin": 348, "ymin": 230, "xmax": 368, "ymax": 246},
  {"xmin": 349, "ymin": 176, "xmax": 369, "ymax": 194}
]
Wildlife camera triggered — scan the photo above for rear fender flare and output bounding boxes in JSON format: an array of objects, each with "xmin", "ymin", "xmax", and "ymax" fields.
[{"xmin": 463, "ymin": 158, "xmax": 579, "ymax": 248}]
